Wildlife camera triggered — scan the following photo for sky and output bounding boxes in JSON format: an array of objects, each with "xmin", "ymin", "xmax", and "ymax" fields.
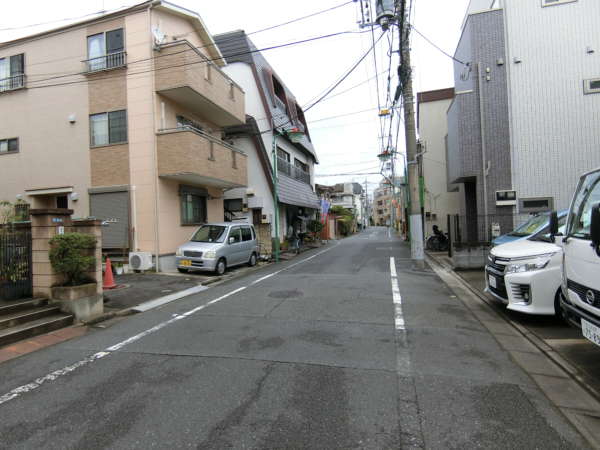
[{"xmin": 1, "ymin": 0, "xmax": 470, "ymax": 195}]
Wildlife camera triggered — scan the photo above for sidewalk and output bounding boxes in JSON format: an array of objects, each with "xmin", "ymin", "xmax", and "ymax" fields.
[{"xmin": 427, "ymin": 251, "xmax": 600, "ymax": 447}]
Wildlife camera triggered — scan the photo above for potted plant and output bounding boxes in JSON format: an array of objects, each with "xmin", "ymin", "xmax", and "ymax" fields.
[
  {"xmin": 114, "ymin": 262, "xmax": 124, "ymax": 276},
  {"xmin": 49, "ymin": 232, "xmax": 103, "ymax": 322}
]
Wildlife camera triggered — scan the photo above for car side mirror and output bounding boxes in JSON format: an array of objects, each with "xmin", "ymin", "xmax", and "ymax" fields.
[
  {"xmin": 548, "ymin": 211, "xmax": 558, "ymax": 243},
  {"xmin": 229, "ymin": 237, "xmax": 236, "ymax": 245},
  {"xmin": 591, "ymin": 204, "xmax": 600, "ymax": 255}
]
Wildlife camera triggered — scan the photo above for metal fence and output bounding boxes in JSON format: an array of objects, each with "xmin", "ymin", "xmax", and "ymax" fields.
[
  {"xmin": 0, "ymin": 224, "xmax": 32, "ymax": 301},
  {"xmin": 0, "ymin": 74, "xmax": 26, "ymax": 93},
  {"xmin": 277, "ymin": 157, "xmax": 311, "ymax": 184},
  {"xmin": 446, "ymin": 213, "xmax": 534, "ymax": 259},
  {"xmin": 84, "ymin": 51, "xmax": 127, "ymax": 73}
]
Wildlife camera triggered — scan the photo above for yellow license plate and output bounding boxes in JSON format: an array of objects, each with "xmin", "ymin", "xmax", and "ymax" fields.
[{"xmin": 180, "ymin": 259, "xmax": 191, "ymax": 267}]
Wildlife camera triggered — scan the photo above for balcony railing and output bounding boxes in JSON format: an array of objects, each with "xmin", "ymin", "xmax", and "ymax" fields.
[
  {"xmin": 0, "ymin": 74, "xmax": 25, "ymax": 93},
  {"xmin": 277, "ymin": 157, "xmax": 311, "ymax": 184},
  {"xmin": 84, "ymin": 51, "xmax": 127, "ymax": 73}
]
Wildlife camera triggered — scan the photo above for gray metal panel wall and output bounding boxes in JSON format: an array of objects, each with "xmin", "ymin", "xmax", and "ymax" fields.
[
  {"xmin": 278, "ymin": 175, "xmax": 320, "ymax": 210},
  {"xmin": 90, "ymin": 191, "xmax": 130, "ymax": 249}
]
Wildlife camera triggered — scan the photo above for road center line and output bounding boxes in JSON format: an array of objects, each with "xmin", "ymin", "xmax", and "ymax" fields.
[{"xmin": 0, "ymin": 242, "xmax": 341, "ymax": 406}]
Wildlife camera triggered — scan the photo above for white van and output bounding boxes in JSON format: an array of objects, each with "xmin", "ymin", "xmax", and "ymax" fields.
[
  {"xmin": 557, "ymin": 168, "xmax": 600, "ymax": 346},
  {"xmin": 485, "ymin": 214, "xmax": 567, "ymax": 316}
]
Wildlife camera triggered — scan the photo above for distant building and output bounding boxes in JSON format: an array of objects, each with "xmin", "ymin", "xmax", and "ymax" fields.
[
  {"xmin": 447, "ymin": 0, "xmax": 600, "ymax": 239},
  {"xmin": 316, "ymin": 182, "xmax": 366, "ymax": 229},
  {"xmin": 417, "ymin": 88, "xmax": 460, "ymax": 234}
]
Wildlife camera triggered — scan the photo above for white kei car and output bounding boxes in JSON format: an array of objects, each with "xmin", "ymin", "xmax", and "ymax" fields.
[{"xmin": 485, "ymin": 216, "xmax": 567, "ymax": 316}]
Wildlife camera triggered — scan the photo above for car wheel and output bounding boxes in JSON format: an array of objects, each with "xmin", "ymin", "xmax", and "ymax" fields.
[
  {"xmin": 554, "ymin": 289, "xmax": 565, "ymax": 322},
  {"xmin": 177, "ymin": 268, "xmax": 188, "ymax": 274},
  {"xmin": 248, "ymin": 252, "xmax": 257, "ymax": 267},
  {"xmin": 215, "ymin": 258, "xmax": 226, "ymax": 275}
]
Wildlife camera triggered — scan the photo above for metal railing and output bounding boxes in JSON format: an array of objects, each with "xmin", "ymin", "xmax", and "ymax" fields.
[
  {"xmin": 0, "ymin": 74, "xmax": 26, "ymax": 93},
  {"xmin": 0, "ymin": 224, "xmax": 32, "ymax": 300},
  {"xmin": 277, "ymin": 157, "xmax": 311, "ymax": 184},
  {"xmin": 84, "ymin": 51, "xmax": 127, "ymax": 73}
]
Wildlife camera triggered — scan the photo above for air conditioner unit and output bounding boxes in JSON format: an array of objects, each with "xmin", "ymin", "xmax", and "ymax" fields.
[{"xmin": 129, "ymin": 252, "xmax": 153, "ymax": 271}]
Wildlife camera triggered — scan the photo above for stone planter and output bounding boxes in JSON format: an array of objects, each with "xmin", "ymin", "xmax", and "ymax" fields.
[{"xmin": 51, "ymin": 282, "xmax": 103, "ymax": 322}]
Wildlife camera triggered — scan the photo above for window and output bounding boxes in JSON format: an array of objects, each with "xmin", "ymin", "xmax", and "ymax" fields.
[
  {"xmin": 584, "ymin": 78, "xmax": 600, "ymax": 95},
  {"xmin": 191, "ymin": 225, "xmax": 227, "ymax": 243},
  {"xmin": 86, "ymin": 28, "xmax": 125, "ymax": 71},
  {"xmin": 277, "ymin": 148, "xmax": 290, "ymax": 162},
  {"xmin": 294, "ymin": 158, "xmax": 308, "ymax": 173},
  {"xmin": 0, "ymin": 54, "xmax": 24, "ymax": 92},
  {"xmin": 232, "ymin": 150, "xmax": 237, "ymax": 169},
  {"xmin": 56, "ymin": 195, "xmax": 68, "ymax": 209},
  {"xmin": 272, "ymin": 76, "xmax": 287, "ymax": 111},
  {"xmin": 225, "ymin": 198, "xmax": 243, "ymax": 212},
  {"xmin": 181, "ymin": 191, "xmax": 207, "ymax": 225},
  {"xmin": 176, "ymin": 115, "xmax": 202, "ymax": 132},
  {"xmin": 542, "ymin": 0, "xmax": 577, "ymax": 6},
  {"xmin": 0, "ymin": 138, "xmax": 18, "ymax": 154},
  {"xmin": 205, "ymin": 63, "xmax": 212, "ymax": 82},
  {"xmin": 229, "ymin": 82, "xmax": 235, "ymax": 100},
  {"xmin": 229, "ymin": 227, "xmax": 242, "ymax": 244},
  {"xmin": 568, "ymin": 172, "xmax": 600, "ymax": 239},
  {"xmin": 90, "ymin": 110, "xmax": 127, "ymax": 147},
  {"xmin": 241, "ymin": 226, "xmax": 253, "ymax": 242}
]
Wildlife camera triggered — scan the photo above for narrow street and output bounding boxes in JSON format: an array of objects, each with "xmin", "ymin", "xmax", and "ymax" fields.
[{"xmin": 0, "ymin": 228, "xmax": 588, "ymax": 449}]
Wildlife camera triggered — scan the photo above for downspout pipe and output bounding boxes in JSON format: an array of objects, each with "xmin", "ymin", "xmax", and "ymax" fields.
[{"xmin": 477, "ymin": 63, "xmax": 490, "ymax": 240}]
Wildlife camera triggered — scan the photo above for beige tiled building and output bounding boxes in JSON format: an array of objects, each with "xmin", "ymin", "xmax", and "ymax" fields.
[{"xmin": 0, "ymin": 1, "xmax": 248, "ymax": 270}]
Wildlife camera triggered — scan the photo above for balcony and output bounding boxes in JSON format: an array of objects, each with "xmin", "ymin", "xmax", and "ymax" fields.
[
  {"xmin": 154, "ymin": 42, "xmax": 245, "ymax": 127},
  {"xmin": 0, "ymin": 74, "xmax": 25, "ymax": 93},
  {"xmin": 157, "ymin": 128, "xmax": 247, "ymax": 189},
  {"xmin": 277, "ymin": 157, "xmax": 311, "ymax": 185},
  {"xmin": 83, "ymin": 51, "xmax": 127, "ymax": 73}
]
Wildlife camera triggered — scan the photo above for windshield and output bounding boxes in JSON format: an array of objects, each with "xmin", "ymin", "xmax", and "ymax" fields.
[
  {"xmin": 568, "ymin": 171, "xmax": 600, "ymax": 239},
  {"xmin": 191, "ymin": 225, "xmax": 227, "ymax": 243},
  {"xmin": 507, "ymin": 214, "xmax": 549, "ymax": 237},
  {"xmin": 529, "ymin": 215, "xmax": 567, "ymax": 242}
]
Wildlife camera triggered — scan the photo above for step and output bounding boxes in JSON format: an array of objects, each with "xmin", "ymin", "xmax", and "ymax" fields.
[
  {"xmin": 0, "ymin": 305, "xmax": 62, "ymax": 331},
  {"xmin": 0, "ymin": 314, "xmax": 74, "ymax": 348},
  {"xmin": 0, "ymin": 298, "xmax": 48, "ymax": 317}
]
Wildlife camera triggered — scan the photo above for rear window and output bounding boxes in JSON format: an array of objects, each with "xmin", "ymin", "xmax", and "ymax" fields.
[{"xmin": 242, "ymin": 226, "xmax": 253, "ymax": 241}]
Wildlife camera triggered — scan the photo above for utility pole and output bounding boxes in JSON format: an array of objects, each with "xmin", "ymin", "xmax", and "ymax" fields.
[{"xmin": 398, "ymin": 0, "xmax": 424, "ymax": 267}]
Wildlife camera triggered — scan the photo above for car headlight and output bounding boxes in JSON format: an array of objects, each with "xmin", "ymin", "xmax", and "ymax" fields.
[
  {"xmin": 505, "ymin": 253, "xmax": 555, "ymax": 274},
  {"xmin": 204, "ymin": 250, "xmax": 216, "ymax": 259},
  {"xmin": 176, "ymin": 248, "xmax": 183, "ymax": 257}
]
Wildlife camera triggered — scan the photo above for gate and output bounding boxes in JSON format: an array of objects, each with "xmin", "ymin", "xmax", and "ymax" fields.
[{"xmin": 0, "ymin": 224, "xmax": 32, "ymax": 300}]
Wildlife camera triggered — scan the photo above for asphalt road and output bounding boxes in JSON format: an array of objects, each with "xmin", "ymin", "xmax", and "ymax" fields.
[{"xmin": 0, "ymin": 227, "xmax": 589, "ymax": 449}]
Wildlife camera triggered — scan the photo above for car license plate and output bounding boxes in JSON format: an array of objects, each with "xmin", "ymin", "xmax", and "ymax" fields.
[
  {"xmin": 582, "ymin": 319, "xmax": 600, "ymax": 347},
  {"xmin": 180, "ymin": 259, "xmax": 191, "ymax": 267},
  {"xmin": 488, "ymin": 275, "xmax": 497, "ymax": 289}
]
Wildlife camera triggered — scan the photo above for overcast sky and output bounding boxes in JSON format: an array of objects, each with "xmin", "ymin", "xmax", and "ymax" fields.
[{"xmin": 1, "ymin": 0, "xmax": 469, "ymax": 193}]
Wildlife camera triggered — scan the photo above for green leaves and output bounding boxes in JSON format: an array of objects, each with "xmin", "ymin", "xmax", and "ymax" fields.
[{"xmin": 49, "ymin": 233, "xmax": 97, "ymax": 286}]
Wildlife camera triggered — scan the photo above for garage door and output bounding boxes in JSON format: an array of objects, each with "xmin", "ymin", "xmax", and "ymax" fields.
[{"xmin": 90, "ymin": 191, "xmax": 130, "ymax": 249}]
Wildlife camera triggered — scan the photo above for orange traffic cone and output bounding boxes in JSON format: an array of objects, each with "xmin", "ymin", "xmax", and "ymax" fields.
[{"xmin": 103, "ymin": 257, "xmax": 117, "ymax": 290}]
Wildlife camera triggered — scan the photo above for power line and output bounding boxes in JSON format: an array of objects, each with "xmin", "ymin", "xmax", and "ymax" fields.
[
  {"xmin": 247, "ymin": 1, "xmax": 353, "ymax": 36},
  {"xmin": 304, "ymin": 30, "xmax": 385, "ymax": 112},
  {"xmin": 409, "ymin": 23, "xmax": 467, "ymax": 65},
  {"xmin": 23, "ymin": 30, "xmax": 367, "ymax": 91},
  {"xmin": 315, "ymin": 172, "xmax": 380, "ymax": 177},
  {"xmin": 313, "ymin": 69, "xmax": 387, "ymax": 105}
]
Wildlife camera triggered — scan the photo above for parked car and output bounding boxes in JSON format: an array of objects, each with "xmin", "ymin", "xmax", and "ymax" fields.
[
  {"xmin": 485, "ymin": 214, "xmax": 567, "ymax": 316},
  {"xmin": 491, "ymin": 210, "xmax": 568, "ymax": 247},
  {"xmin": 175, "ymin": 223, "xmax": 259, "ymax": 275},
  {"xmin": 558, "ymin": 167, "xmax": 600, "ymax": 347}
]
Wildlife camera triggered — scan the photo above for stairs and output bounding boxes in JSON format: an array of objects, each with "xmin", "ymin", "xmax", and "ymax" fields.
[{"xmin": 0, "ymin": 298, "xmax": 74, "ymax": 348}]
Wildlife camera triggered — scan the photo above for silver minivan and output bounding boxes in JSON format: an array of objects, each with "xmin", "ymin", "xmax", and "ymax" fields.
[{"xmin": 175, "ymin": 223, "xmax": 259, "ymax": 275}]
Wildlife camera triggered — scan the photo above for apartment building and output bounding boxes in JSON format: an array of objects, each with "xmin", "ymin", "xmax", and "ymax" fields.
[
  {"xmin": 0, "ymin": 1, "xmax": 248, "ymax": 270},
  {"xmin": 373, "ymin": 182, "xmax": 392, "ymax": 226},
  {"xmin": 447, "ymin": 0, "xmax": 600, "ymax": 240},
  {"xmin": 417, "ymin": 88, "xmax": 460, "ymax": 233},
  {"xmin": 213, "ymin": 30, "xmax": 320, "ymax": 243}
]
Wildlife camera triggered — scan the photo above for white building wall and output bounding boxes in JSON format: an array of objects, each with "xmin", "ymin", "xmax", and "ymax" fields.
[
  {"xmin": 419, "ymin": 97, "xmax": 461, "ymax": 231},
  {"xmin": 501, "ymin": 0, "xmax": 600, "ymax": 210}
]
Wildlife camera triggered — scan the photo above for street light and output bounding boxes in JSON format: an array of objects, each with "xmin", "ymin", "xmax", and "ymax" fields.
[{"xmin": 271, "ymin": 121, "xmax": 304, "ymax": 263}]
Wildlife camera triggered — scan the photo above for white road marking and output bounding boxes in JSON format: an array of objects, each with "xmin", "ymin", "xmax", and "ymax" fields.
[
  {"xmin": 132, "ymin": 285, "xmax": 209, "ymax": 312},
  {"xmin": 0, "ymin": 241, "xmax": 341, "ymax": 406},
  {"xmin": 390, "ymin": 257, "xmax": 410, "ymax": 376}
]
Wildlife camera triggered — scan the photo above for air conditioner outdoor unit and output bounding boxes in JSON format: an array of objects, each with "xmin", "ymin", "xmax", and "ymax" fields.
[{"xmin": 129, "ymin": 252, "xmax": 153, "ymax": 271}]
